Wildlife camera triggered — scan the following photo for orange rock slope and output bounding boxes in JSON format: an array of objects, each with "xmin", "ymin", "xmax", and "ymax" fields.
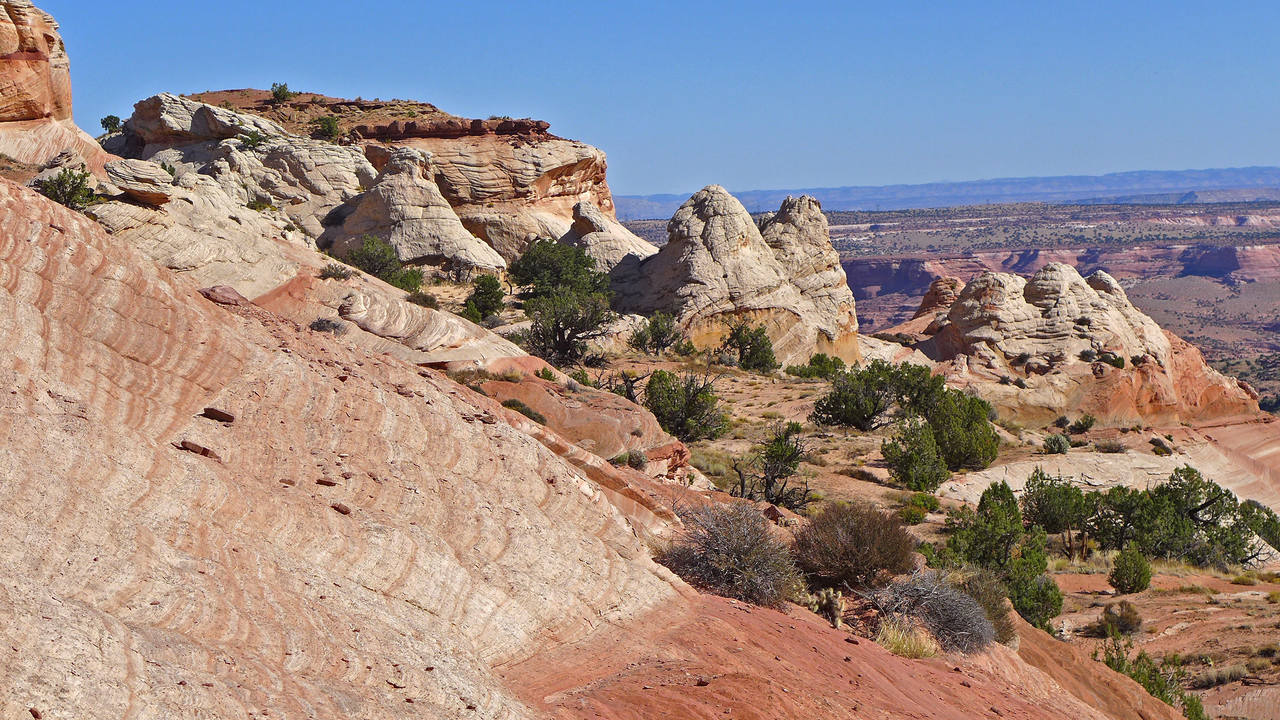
[{"xmin": 0, "ymin": 178, "xmax": 1191, "ymax": 718}]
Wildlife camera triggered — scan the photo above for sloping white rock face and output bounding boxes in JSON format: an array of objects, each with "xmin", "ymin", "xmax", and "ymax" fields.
[
  {"xmin": 616, "ymin": 186, "xmax": 860, "ymax": 365},
  {"xmin": 560, "ymin": 200, "xmax": 657, "ymax": 272},
  {"xmin": 321, "ymin": 147, "xmax": 505, "ymax": 271}
]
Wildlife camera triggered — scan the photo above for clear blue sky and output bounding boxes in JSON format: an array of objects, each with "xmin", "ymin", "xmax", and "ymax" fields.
[{"xmin": 43, "ymin": 0, "xmax": 1280, "ymax": 196}]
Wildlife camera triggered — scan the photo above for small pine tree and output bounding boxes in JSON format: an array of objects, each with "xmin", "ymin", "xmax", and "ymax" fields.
[
  {"xmin": 1109, "ymin": 545, "xmax": 1152, "ymax": 594},
  {"xmin": 466, "ymin": 275, "xmax": 505, "ymax": 319},
  {"xmin": 270, "ymin": 82, "xmax": 298, "ymax": 103},
  {"xmin": 881, "ymin": 418, "xmax": 950, "ymax": 492},
  {"xmin": 35, "ymin": 166, "xmax": 95, "ymax": 212},
  {"xmin": 720, "ymin": 321, "xmax": 778, "ymax": 372},
  {"xmin": 99, "ymin": 115, "xmax": 122, "ymax": 134}
]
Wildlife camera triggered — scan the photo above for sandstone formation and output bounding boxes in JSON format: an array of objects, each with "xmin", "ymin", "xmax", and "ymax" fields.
[
  {"xmin": 616, "ymin": 186, "xmax": 860, "ymax": 365},
  {"xmin": 105, "ymin": 92, "xmax": 377, "ymax": 238},
  {"xmin": 899, "ymin": 263, "xmax": 1258, "ymax": 425},
  {"xmin": 560, "ymin": 199, "xmax": 658, "ymax": 271},
  {"xmin": 0, "ymin": 1, "xmax": 107, "ymax": 169},
  {"xmin": 321, "ymin": 147, "xmax": 506, "ymax": 271}
]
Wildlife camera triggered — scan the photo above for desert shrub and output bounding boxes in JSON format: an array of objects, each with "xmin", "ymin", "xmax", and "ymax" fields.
[
  {"xmin": 567, "ymin": 369, "xmax": 595, "ymax": 388},
  {"xmin": 247, "ymin": 198, "xmax": 277, "ymax": 211},
  {"xmin": 785, "ymin": 353, "xmax": 846, "ymax": 379},
  {"xmin": 872, "ymin": 571, "xmax": 995, "ymax": 653},
  {"xmin": 899, "ymin": 505, "xmax": 926, "ymax": 524},
  {"xmin": 1021, "ymin": 468, "xmax": 1086, "ymax": 556},
  {"xmin": 809, "ymin": 360, "xmax": 898, "ymax": 430},
  {"xmin": 501, "ymin": 398, "xmax": 546, "ymax": 424},
  {"xmin": 629, "ymin": 312, "xmax": 685, "ymax": 355},
  {"xmin": 908, "ymin": 492, "xmax": 941, "ymax": 512},
  {"xmin": 1095, "ymin": 439, "xmax": 1125, "ymax": 453},
  {"xmin": 1099, "ymin": 352, "xmax": 1125, "ymax": 369},
  {"xmin": 535, "ymin": 367, "xmax": 556, "ymax": 382},
  {"xmin": 609, "ymin": 452, "xmax": 647, "ymax": 470},
  {"xmin": 1097, "ymin": 634, "xmax": 1206, "ymax": 719},
  {"xmin": 794, "ymin": 502, "xmax": 916, "ymax": 590},
  {"xmin": 406, "ymin": 291, "xmax": 438, "ymax": 308},
  {"xmin": 1067, "ymin": 414, "xmax": 1097, "ymax": 434},
  {"xmin": 801, "ymin": 587, "xmax": 845, "ymax": 628},
  {"xmin": 508, "ymin": 238, "xmax": 610, "ymax": 300},
  {"xmin": 1043, "ymin": 433, "xmax": 1070, "ymax": 454},
  {"xmin": 34, "ymin": 166, "xmax": 95, "ymax": 211},
  {"xmin": 346, "ymin": 235, "xmax": 422, "ymax": 292},
  {"xmin": 643, "ymin": 370, "xmax": 727, "ymax": 442},
  {"xmin": 657, "ymin": 503, "xmax": 802, "ymax": 608},
  {"xmin": 466, "ymin": 274, "xmax": 505, "ymax": 319},
  {"xmin": 1079, "ymin": 349, "xmax": 1098, "ymax": 362},
  {"xmin": 99, "ymin": 114, "xmax": 122, "ymax": 133},
  {"xmin": 925, "ymin": 389, "xmax": 999, "ymax": 470},
  {"xmin": 1190, "ymin": 664, "xmax": 1247, "ymax": 689},
  {"xmin": 312, "ymin": 115, "xmax": 341, "ymax": 140},
  {"xmin": 1109, "ymin": 545, "xmax": 1152, "ymax": 594},
  {"xmin": 1098, "ymin": 600, "xmax": 1143, "ymax": 635},
  {"xmin": 524, "ymin": 291, "xmax": 616, "ymax": 366},
  {"xmin": 270, "ymin": 82, "xmax": 298, "ymax": 103},
  {"xmin": 318, "ymin": 263, "xmax": 355, "ymax": 280},
  {"xmin": 238, "ymin": 127, "xmax": 267, "ymax": 150},
  {"xmin": 309, "ymin": 317, "xmax": 347, "ymax": 335},
  {"xmin": 946, "ymin": 481, "xmax": 1024, "ymax": 571},
  {"xmin": 956, "ymin": 569, "xmax": 1017, "ymax": 644},
  {"xmin": 1150, "ymin": 437, "xmax": 1173, "ymax": 456},
  {"xmin": 720, "ymin": 321, "xmax": 778, "ymax": 372},
  {"xmin": 875, "ymin": 616, "xmax": 939, "ymax": 658},
  {"xmin": 729, "ymin": 422, "xmax": 814, "ymax": 511},
  {"xmin": 1053, "ymin": 415, "xmax": 1070, "ymax": 429},
  {"xmin": 1007, "ymin": 568, "xmax": 1063, "ymax": 631},
  {"xmin": 881, "ymin": 418, "xmax": 950, "ymax": 492}
]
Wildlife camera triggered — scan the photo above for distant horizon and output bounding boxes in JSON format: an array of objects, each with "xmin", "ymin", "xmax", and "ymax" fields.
[{"xmin": 42, "ymin": 0, "xmax": 1280, "ymax": 197}]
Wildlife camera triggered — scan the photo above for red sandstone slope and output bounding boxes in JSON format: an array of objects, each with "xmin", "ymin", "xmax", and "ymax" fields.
[{"xmin": 0, "ymin": 178, "xmax": 1189, "ymax": 719}]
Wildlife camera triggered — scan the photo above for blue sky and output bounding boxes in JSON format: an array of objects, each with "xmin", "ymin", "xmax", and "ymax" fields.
[{"xmin": 44, "ymin": 0, "xmax": 1280, "ymax": 196}]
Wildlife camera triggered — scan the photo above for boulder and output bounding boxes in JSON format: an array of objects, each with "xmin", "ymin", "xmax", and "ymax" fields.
[
  {"xmin": 615, "ymin": 186, "xmax": 860, "ymax": 365},
  {"xmin": 104, "ymin": 158, "xmax": 175, "ymax": 205},
  {"xmin": 321, "ymin": 147, "xmax": 505, "ymax": 271}
]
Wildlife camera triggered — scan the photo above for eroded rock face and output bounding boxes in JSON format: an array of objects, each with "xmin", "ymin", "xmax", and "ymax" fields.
[
  {"xmin": 560, "ymin": 200, "xmax": 658, "ymax": 272},
  {"xmin": 107, "ymin": 93, "xmax": 377, "ymax": 237},
  {"xmin": 0, "ymin": 178, "xmax": 682, "ymax": 719},
  {"xmin": 616, "ymin": 186, "xmax": 860, "ymax": 365},
  {"xmin": 0, "ymin": 1, "xmax": 108, "ymax": 168},
  {"xmin": 321, "ymin": 147, "xmax": 506, "ymax": 271},
  {"xmin": 910, "ymin": 263, "xmax": 1258, "ymax": 424}
]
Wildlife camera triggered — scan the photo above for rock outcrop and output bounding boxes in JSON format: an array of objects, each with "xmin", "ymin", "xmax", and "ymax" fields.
[
  {"xmin": 322, "ymin": 147, "xmax": 506, "ymax": 271},
  {"xmin": 0, "ymin": 1, "xmax": 108, "ymax": 168},
  {"xmin": 616, "ymin": 186, "xmax": 860, "ymax": 365},
  {"xmin": 560, "ymin": 200, "xmax": 658, "ymax": 271},
  {"xmin": 903, "ymin": 263, "xmax": 1258, "ymax": 424}
]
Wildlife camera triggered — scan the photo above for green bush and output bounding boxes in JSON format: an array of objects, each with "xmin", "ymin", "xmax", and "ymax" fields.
[
  {"xmin": 643, "ymin": 370, "xmax": 727, "ymax": 442},
  {"xmin": 809, "ymin": 360, "xmax": 898, "ymax": 430},
  {"xmin": 898, "ymin": 505, "xmax": 927, "ymax": 524},
  {"xmin": 312, "ymin": 115, "xmax": 341, "ymax": 140},
  {"xmin": 270, "ymin": 82, "xmax": 298, "ymax": 103},
  {"xmin": 1067, "ymin": 414, "xmax": 1097, "ymax": 434},
  {"xmin": 99, "ymin": 114, "xmax": 122, "ymax": 133},
  {"xmin": 785, "ymin": 353, "xmax": 846, "ymax": 379},
  {"xmin": 238, "ymin": 127, "xmax": 267, "ymax": 150},
  {"xmin": 1097, "ymin": 633, "xmax": 1206, "ymax": 719},
  {"xmin": 501, "ymin": 398, "xmax": 546, "ymax": 424},
  {"xmin": 629, "ymin": 312, "xmax": 685, "ymax": 355},
  {"xmin": 794, "ymin": 502, "xmax": 917, "ymax": 590},
  {"xmin": 728, "ymin": 422, "xmax": 814, "ymax": 511},
  {"xmin": 508, "ymin": 238, "xmax": 610, "ymax": 300},
  {"xmin": 1021, "ymin": 468, "xmax": 1086, "ymax": 556},
  {"xmin": 466, "ymin": 274, "xmax": 505, "ymax": 319},
  {"xmin": 657, "ymin": 503, "xmax": 803, "ymax": 608},
  {"xmin": 1043, "ymin": 433, "xmax": 1071, "ymax": 454},
  {"xmin": 346, "ymin": 235, "xmax": 422, "ymax": 292},
  {"xmin": 907, "ymin": 492, "xmax": 941, "ymax": 512},
  {"xmin": 1006, "ymin": 527, "xmax": 1062, "ymax": 630},
  {"xmin": 1109, "ymin": 545, "xmax": 1152, "ymax": 594},
  {"xmin": 524, "ymin": 291, "xmax": 615, "ymax": 366},
  {"xmin": 720, "ymin": 321, "xmax": 778, "ymax": 372},
  {"xmin": 34, "ymin": 166, "xmax": 95, "ymax": 211},
  {"xmin": 925, "ymin": 389, "xmax": 999, "ymax": 470},
  {"xmin": 946, "ymin": 481, "xmax": 1024, "ymax": 571},
  {"xmin": 881, "ymin": 418, "xmax": 950, "ymax": 492}
]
